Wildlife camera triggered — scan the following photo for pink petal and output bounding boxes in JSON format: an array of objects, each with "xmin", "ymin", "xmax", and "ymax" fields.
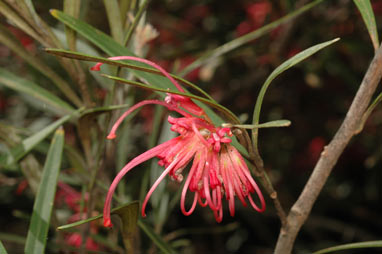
[
  {"xmin": 181, "ymin": 156, "xmax": 201, "ymax": 215},
  {"xmin": 108, "ymin": 100, "xmax": 191, "ymax": 139},
  {"xmin": 103, "ymin": 139, "xmax": 174, "ymax": 227},
  {"xmin": 141, "ymin": 157, "xmax": 180, "ymax": 217}
]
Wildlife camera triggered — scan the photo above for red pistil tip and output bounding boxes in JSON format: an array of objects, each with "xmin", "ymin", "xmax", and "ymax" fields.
[
  {"xmin": 107, "ymin": 133, "xmax": 116, "ymax": 140},
  {"xmin": 103, "ymin": 218, "xmax": 113, "ymax": 228},
  {"xmin": 90, "ymin": 65, "xmax": 101, "ymax": 71}
]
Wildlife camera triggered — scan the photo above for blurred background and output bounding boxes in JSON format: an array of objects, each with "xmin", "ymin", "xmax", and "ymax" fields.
[{"xmin": 0, "ymin": 0, "xmax": 381, "ymax": 253}]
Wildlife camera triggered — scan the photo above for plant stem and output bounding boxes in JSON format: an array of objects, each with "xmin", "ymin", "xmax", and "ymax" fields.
[
  {"xmin": 235, "ymin": 129, "xmax": 287, "ymax": 226},
  {"xmin": 274, "ymin": 43, "xmax": 382, "ymax": 254}
]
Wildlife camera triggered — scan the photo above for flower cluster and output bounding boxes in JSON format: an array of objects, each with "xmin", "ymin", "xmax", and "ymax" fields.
[{"xmin": 91, "ymin": 56, "xmax": 265, "ymax": 226}]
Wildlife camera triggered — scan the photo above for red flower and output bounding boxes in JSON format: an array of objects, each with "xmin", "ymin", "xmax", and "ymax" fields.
[{"xmin": 91, "ymin": 56, "xmax": 265, "ymax": 226}]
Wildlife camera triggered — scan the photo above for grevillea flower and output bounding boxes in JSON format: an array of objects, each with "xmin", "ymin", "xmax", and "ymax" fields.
[{"xmin": 91, "ymin": 56, "xmax": 265, "ymax": 227}]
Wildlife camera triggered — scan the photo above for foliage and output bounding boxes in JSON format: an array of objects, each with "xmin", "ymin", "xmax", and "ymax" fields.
[{"xmin": 0, "ymin": 0, "xmax": 381, "ymax": 253}]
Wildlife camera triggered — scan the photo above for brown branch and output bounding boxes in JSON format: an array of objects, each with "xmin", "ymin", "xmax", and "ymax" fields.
[{"xmin": 274, "ymin": 43, "xmax": 382, "ymax": 254}]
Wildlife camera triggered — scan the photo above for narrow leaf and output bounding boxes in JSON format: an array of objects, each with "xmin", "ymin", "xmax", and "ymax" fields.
[
  {"xmin": 0, "ymin": 68, "xmax": 75, "ymax": 115},
  {"xmin": 356, "ymin": 91, "xmax": 382, "ymax": 133},
  {"xmin": 313, "ymin": 240, "xmax": 382, "ymax": 254},
  {"xmin": 353, "ymin": 0, "xmax": 379, "ymax": 51},
  {"xmin": 0, "ymin": 108, "xmax": 82, "ymax": 168},
  {"xmin": 101, "ymin": 74, "xmax": 239, "ymax": 123},
  {"xmin": 23, "ymin": 0, "xmax": 63, "ymax": 48},
  {"xmin": 48, "ymin": 10, "xmax": 249, "ymax": 158},
  {"xmin": 63, "ymin": 0, "xmax": 81, "ymax": 50},
  {"xmin": 23, "ymin": 0, "xmax": 44, "ymax": 29},
  {"xmin": 57, "ymin": 201, "xmax": 139, "ymax": 231},
  {"xmin": 0, "ymin": 232, "xmax": 25, "ymax": 245},
  {"xmin": 179, "ymin": 0, "xmax": 326, "ymax": 76},
  {"xmin": 103, "ymin": 0, "xmax": 124, "ymax": 43},
  {"xmin": 0, "ymin": 27, "xmax": 82, "ymax": 107},
  {"xmin": 137, "ymin": 220, "xmax": 176, "ymax": 254},
  {"xmin": 0, "ymin": 240, "xmax": 8, "ymax": 254},
  {"xmin": 57, "ymin": 201, "xmax": 174, "ymax": 253},
  {"xmin": 24, "ymin": 127, "xmax": 65, "ymax": 254},
  {"xmin": 45, "ymin": 48, "xmax": 215, "ymax": 101},
  {"xmin": 57, "ymin": 215, "xmax": 103, "ymax": 231},
  {"xmin": 0, "ymin": 1, "xmax": 42, "ymax": 43},
  {"xmin": 83, "ymin": 104, "xmax": 134, "ymax": 115},
  {"xmin": 226, "ymin": 119, "xmax": 291, "ymax": 129},
  {"xmin": 48, "ymin": 11, "xmax": 234, "ymax": 126},
  {"xmin": 49, "ymin": 9, "xmax": 173, "ymax": 91},
  {"xmin": 252, "ymin": 38, "xmax": 339, "ymax": 145}
]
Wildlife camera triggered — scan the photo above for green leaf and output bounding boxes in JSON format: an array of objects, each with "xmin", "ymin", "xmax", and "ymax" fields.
[
  {"xmin": 23, "ymin": 0, "xmax": 45, "ymax": 31},
  {"xmin": 20, "ymin": 155, "xmax": 43, "ymax": 195},
  {"xmin": 57, "ymin": 202, "xmax": 140, "ymax": 252},
  {"xmin": 57, "ymin": 201, "xmax": 175, "ymax": 254},
  {"xmin": 24, "ymin": 127, "xmax": 65, "ymax": 254},
  {"xmin": 82, "ymin": 103, "xmax": 134, "ymax": 115},
  {"xmin": 252, "ymin": 38, "xmax": 340, "ymax": 146},
  {"xmin": 353, "ymin": 0, "xmax": 379, "ymax": 51},
  {"xmin": 313, "ymin": 240, "xmax": 382, "ymax": 254},
  {"xmin": 0, "ymin": 232, "xmax": 26, "ymax": 245},
  {"xmin": 179, "ymin": 0, "xmax": 327, "ymax": 77},
  {"xmin": 45, "ymin": 48, "xmax": 215, "ymax": 101},
  {"xmin": 356, "ymin": 91, "xmax": 382, "ymax": 133},
  {"xmin": 227, "ymin": 119, "xmax": 291, "ymax": 129},
  {"xmin": 48, "ymin": 11, "xmax": 250, "ymax": 157},
  {"xmin": 0, "ymin": 68, "xmax": 75, "ymax": 115},
  {"xmin": 0, "ymin": 26, "xmax": 82, "ymax": 107},
  {"xmin": 0, "ymin": 108, "xmax": 82, "ymax": 168},
  {"xmin": 49, "ymin": 9, "xmax": 173, "ymax": 91},
  {"xmin": 0, "ymin": 240, "xmax": 8, "ymax": 254},
  {"xmin": 101, "ymin": 74, "xmax": 239, "ymax": 123},
  {"xmin": 63, "ymin": 0, "xmax": 81, "ymax": 50},
  {"xmin": 57, "ymin": 201, "xmax": 139, "ymax": 230},
  {"xmin": 137, "ymin": 220, "xmax": 176, "ymax": 254},
  {"xmin": 22, "ymin": 0, "xmax": 63, "ymax": 48},
  {"xmin": 112, "ymin": 201, "xmax": 139, "ymax": 252},
  {"xmin": 0, "ymin": 1, "xmax": 42, "ymax": 43},
  {"xmin": 103, "ymin": 0, "xmax": 124, "ymax": 43},
  {"xmin": 49, "ymin": 10, "xmax": 238, "ymax": 127}
]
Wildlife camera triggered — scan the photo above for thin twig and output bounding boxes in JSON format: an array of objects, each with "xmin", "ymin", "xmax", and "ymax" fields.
[
  {"xmin": 251, "ymin": 155, "xmax": 287, "ymax": 227},
  {"xmin": 274, "ymin": 43, "xmax": 382, "ymax": 254},
  {"xmin": 234, "ymin": 129, "xmax": 287, "ymax": 225}
]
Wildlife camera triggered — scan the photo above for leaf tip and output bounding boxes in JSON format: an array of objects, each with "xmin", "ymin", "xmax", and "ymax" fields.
[
  {"xmin": 56, "ymin": 126, "xmax": 65, "ymax": 135},
  {"xmin": 50, "ymin": 9, "xmax": 59, "ymax": 17}
]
